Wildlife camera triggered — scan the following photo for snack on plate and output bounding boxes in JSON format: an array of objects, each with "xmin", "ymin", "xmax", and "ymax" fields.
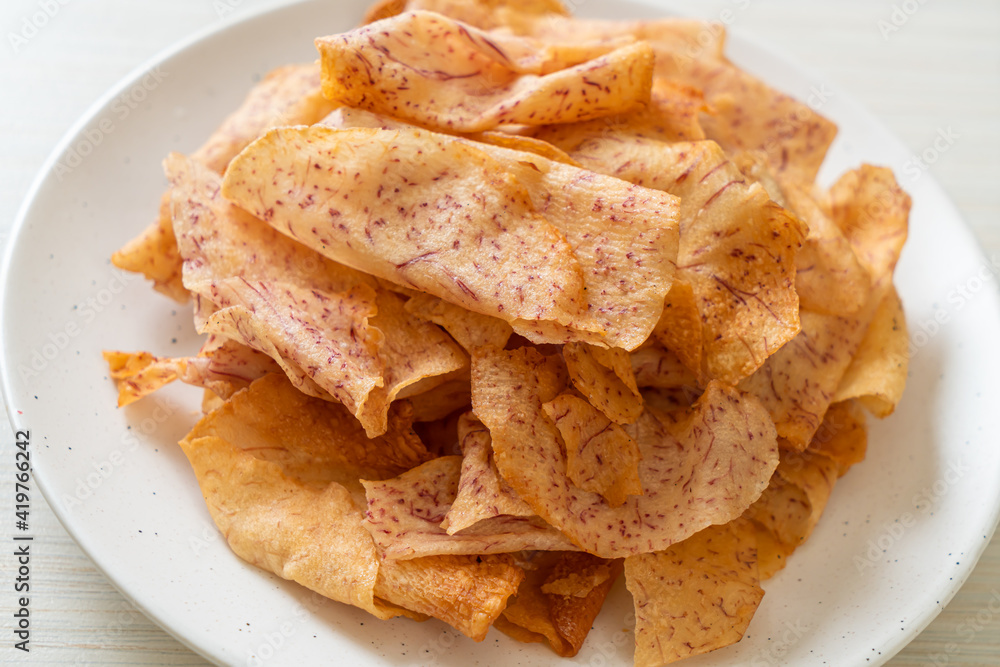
[{"xmin": 104, "ymin": 1, "xmax": 910, "ymax": 664}]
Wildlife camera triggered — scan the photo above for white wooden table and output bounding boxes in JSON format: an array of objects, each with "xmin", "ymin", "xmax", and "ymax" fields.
[{"xmin": 1, "ymin": 1, "xmax": 997, "ymax": 665}]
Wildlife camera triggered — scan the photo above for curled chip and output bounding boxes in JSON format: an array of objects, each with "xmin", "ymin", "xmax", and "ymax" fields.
[
  {"xmin": 542, "ymin": 393, "xmax": 643, "ymax": 507},
  {"xmin": 362, "ymin": 456, "xmax": 579, "ymax": 559},
  {"xmin": 495, "ymin": 552, "xmax": 623, "ymax": 657},
  {"xmin": 472, "ymin": 346, "xmax": 779, "ymax": 557},
  {"xmin": 562, "ymin": 342, "xmax": 643, "ymax": 425},
  {"xmin": 405, "ymin": 292, "xmax": 513, "ymax": 353},
  {"xmin": 443, "ymin": 414, "xmax": 535, "ymax": 534},
  {"xmin": 834, "ymin": 286, "xmax": 909, "ymax": 417},
  {"xmin": 625, "ymin": 519, "xmax": 764, "ymax": 667},
  {"xmin": 317, "ymin": 11, "xmax": 654, "ymax": 133},
  {"xmin": 104, "ymin": 336, "xmax": 282, "ymax": 406},
  {"xmin": 782, "ymin": 179, "xmax": 871, "ymax": 317}
]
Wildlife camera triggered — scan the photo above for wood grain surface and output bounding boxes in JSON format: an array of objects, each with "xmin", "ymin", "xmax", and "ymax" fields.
[{"xmin": 1, "ymin": 0, "xmax": 997, "ymax": 665}]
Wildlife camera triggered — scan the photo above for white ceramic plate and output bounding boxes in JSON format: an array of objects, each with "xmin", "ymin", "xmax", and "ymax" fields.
[{"xmin": 3, "ymin": 1, "xmax": 1000, "ymax": 665}]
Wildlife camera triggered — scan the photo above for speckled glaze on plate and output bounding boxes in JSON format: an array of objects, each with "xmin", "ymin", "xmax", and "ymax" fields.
[{"xmin": 2, "ymin": 1, "xmax": 999, "ymax": 665}]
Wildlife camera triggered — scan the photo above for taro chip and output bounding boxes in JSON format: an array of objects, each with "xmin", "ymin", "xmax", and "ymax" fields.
[
  {"xmin": 223, "ymin": 125, "xmax": 680, "ymax": 350},
  {"xmin": 316, "ymin": 11, "xmax": 654, "ymax": 133},
  {"xmin": 495, "ymin": 552, "xmax": 623, "ymax": 657},
  {"xmin": 180, "ymin": 373, "xmax": 522, "ymax": 640},
  {"xmin": 396, "ymin": 0, "xmax": 570, "ymax": 31},
  {"xmin": 222, "ymin": 126, "xmax": 589, "ymax": 330},
  {"xmin": 376, "ymin": 553, "xmax": 524, "ymax": 641},
  {"xmin": 809, "ymin": 400, "xmax": 868, "ymax": 477},
  {"xmin": 828, "ymin": 165, "xmax": 911, "ymax": 287},
  {"xmin": 834, "ymin": 285, "xmax": 909, "ymax": 417},
  {"xmin": 651, "ymin": 280, "xmax": 703, "ymax": 378},
  {"xmin": 782, "ymin": 179, "xmax": 871, "ymax": 317},
  {"xmin": 443, "ymin": 414, "xmax": 534, "ymax": 533},
  {"xmin": 534, "ymin": 133, "xmax": 804, "ymax": 382},
  {"xmin": 472, "ymin": 346, "xmax": 778, "ymax": 558},
  {"xmin": 313, "ymin": 108, "xmax": 684, "ymax": 349},
  {"xmin": 362, "ymin": 456, "xmax": 578, "ymax": 558},
  {"xmin": 625, "ymin": 520, "xmax": 764, "ymax": 667},
  {"xmin": 111, "ymin": 192, "xmax": 187, "ymax": 302},
  {"xmin": 177, "ymin": 373, "xmax": 426, "ymax": 621},
  {"xmin": 738, "ymin": 307, "xmax": 870, "ymax": 451},
  {"xmin": 630, "ymin": 345, "xmax": 699, "ymax": 391},
  {"xmin": 103, "ymin": 337, "xmax": 282, "ymax": 406},
  {"xmin": 514, "ymin": 12, "xmax": 836, "ymax": 182},
  {"xmin": 744, "ymin": 449, "xmax": 839, "ymax": 577},
  {"xmin": 191, "ymin": 63, "xmax": 334, "ymax": 174},
  {"xmin": 169, "ymin": 153, "xmax": 466, "ymax": 436},
  {"xmin": 104, "ymin": 350, "xmax": 183, "ymax": 407},
  {"xmin": 405, "ymin": 292, "xmax": 513, "ymax": 353},
  {"xmin": 562, "ymin": 342, "xmax": 643, "ymax": 424},
  {"xmin": 542, "ymin": 393, "xmax": 642, "ymax": 507}
]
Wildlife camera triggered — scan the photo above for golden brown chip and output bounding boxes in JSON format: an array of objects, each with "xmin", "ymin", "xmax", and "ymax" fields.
[
  {"xmin": 194, "ymin": 63, "xmax": 334, "ymax": 173},
  {"xmin": 466, "ymin": 131, "xmax": 581, "ymax": 166},
  {"xmin": 472, "ymin": 346, "xmax": 779, "ymax": 557},
  {"xmin": 625, "ymin": 520, "xmax": 764, "ymax": 667},
  {"xmin": 730, "ymin": 149, "xmax": 787, "ymax": 207},
  {"xmin": 630, "ymin": 344, "xmax": 700, "ymax": 392},
  {"xmin": 104, "ymin": 350, "xmax": 183, "ymax": 406},
  {"xmin": 833, "ymin": 286, "xmax": 908, "ymax": 417},
  {"xmin": 562, "ymin": 343, "xmax": 643, "ymax": 424},
  {"xmin": 530, "ymin": 76, "xmax": 707, "ymax": 146},
  {"xmin": 318, "ymin": 108, "xmax": 682, "ymax": 349},
  {"xmin": 637, "ymin": 349, "xmax": 704, "ymax": 409},
  {"xmin": 360, "ymin": 290, "xmax": 471, "ymax": 430},
  {"xmin": 744, "ymin": 448, "xmax": 839, "ymax": 580},
  {"xmin": 738, "ymin": 307, "xmax": 869, "ymax": 451},
  {"xmin": 362, "ymin": 456, "xmax": 579, "ymax": 558},
  {"xmin": 738, "ymin": 164, "xmax": 909, "ymax": 448},
  {"xmin": 103, "ymin": 337, "xmax": 283, "ymax": 406},
  {"xmin": 808, "ymin": 400, "xmax": 868, "ymax": 477},
  {"xmin": 505, "ymin": 13, "xmax": 836, "ymax": 183},
  {"xmin": 533, "ymin": 134, "xmax": 804, "ymax": 382},
  {"xmin": 178, "ymin": 374, "xmax": 428, "ymax": 620},
  {"xmin": 317, "ymin": 11, "xmax": 653, "ymax": 133},
  {"xmin": 361, "ymin": 0, "xmax": 406, "ymax": 24},
  {"xmin": 650, "ymin": 280, "xmax": 703, "ymax": 377},
  {"xmin": 782, "ymin": 179, "xmax": 871, "ymax": 316},
  {"xmin": 223, "ymin": 125, "xmax": 680, "ymax": 350},
  {"xmin": 496, "ymin": 551, "xmax": 623, "ymax": 657},
  {"xmin": 376, "ymin": 554, "xmax": 523, "ymax": 641},
  {"xmin": 405, "ymin": 292, "xmax": 513, "ymax": 353},
  {"xmin": 443, "ymin": 414, "xmax": 535, "ymax": 533},
  {"xmin": 542, "ymin": 393, "xmax": 642, "ymax": 507},
  {"xmin": 828, "ymin": 165, "xmax": 911, "ymax": 287},
  {"xmin": 181, "ymin": 374, "xmax": 524, "ymax": 640},
  {"xmin": 664, "ymin": 57, "xmax": 838, "ymax": 186}
]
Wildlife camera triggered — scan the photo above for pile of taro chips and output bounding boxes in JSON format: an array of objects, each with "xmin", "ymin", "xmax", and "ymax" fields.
[{"xmin": 105, "ymin": 2, "xmax": 910, "ymax": 665}]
